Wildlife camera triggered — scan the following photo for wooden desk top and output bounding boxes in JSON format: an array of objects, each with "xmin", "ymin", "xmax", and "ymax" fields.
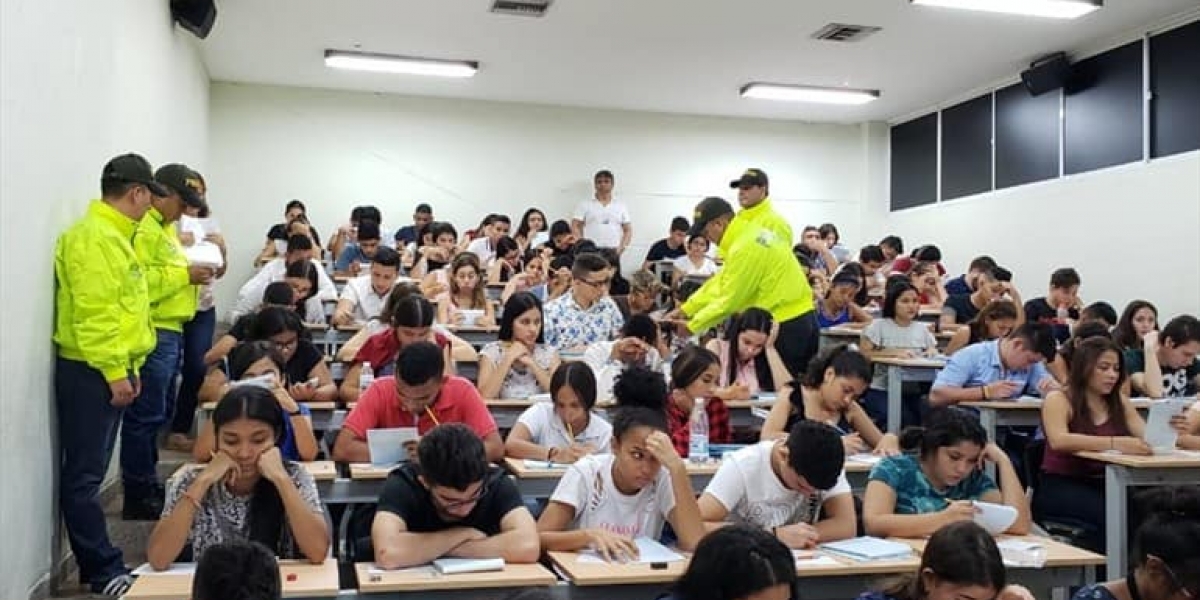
[
  {"xmin": 199, "ymin": 401, "xmax": 339, "ymax": 411},
  {"xmin": 124, "ymin": 560, "xmax": 339, "ymax": 599},
  {"xmin": 548, "ymin": 551, "xmax": 687, "ymax": 585},
  {"xmin": 504, "ymin": 457, "xmax": 721, "ymax": 479},
  {"xmin": 825, "ymin": 327, "xmax": 953, "ymax": 341},
  {"xmin": 962, "ymin": 397, "xmax": 1155, "ymax": 411},
  {"xmin": 487, "ymin": 398, "xmax": 539, "ymax": 408},
  {"xmin": 871, "ymin": 356, "xmax": 947, "ymax": 368},
  {"xmin": 446, "ymin": 324, "xmax": 500, "ymax": 333},
  {"xmin": 350, "ymin": 463, "xmax": 399, "ymax": 480},
  {"xmin": 1076, "ymin": 450, "xmax": 1200, "ymax": 468},
  {"xmin": 354, "ymin": 562, "xmax": 555, "ymax": 592},
  {"xmin": 304, "ymin": 322, "xmax": 329, "ymax": 331},
  {"xmin": 895, "ymin": 536, "xmax": 1104, "ymax": 567}
]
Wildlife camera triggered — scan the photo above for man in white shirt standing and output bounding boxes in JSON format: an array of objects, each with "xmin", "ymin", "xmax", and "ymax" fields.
[{"xmin": 572, "ymin": 170, "xmax": 631, "ymax": 255}]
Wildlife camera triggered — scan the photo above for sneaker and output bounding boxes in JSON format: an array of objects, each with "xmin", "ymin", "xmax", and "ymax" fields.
[
  {"xmin": 164, "ymin": 433, "xmax": 194, "ymax": 452},
  {"xmin": 91, "ymin": 573, "xmax": 135, "ymax": 597},
  {"xmin": 121, "ymin": 494, "xmax": 164, "ymax": 521}
]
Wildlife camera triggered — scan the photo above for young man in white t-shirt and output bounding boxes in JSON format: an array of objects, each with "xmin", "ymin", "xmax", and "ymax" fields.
[
  {"xmin": 465, "ymin": 214, "xmax": 511, "ymax": 264},
  {"xmin": 698, "ymin": 420, "xmax": 856, "ymax": 548},
  {"xmin": 571, "ymin": 169, "xmax": 631, "ymax": 254}
]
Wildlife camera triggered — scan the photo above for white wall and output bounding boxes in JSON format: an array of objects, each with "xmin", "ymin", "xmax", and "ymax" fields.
[
  {"xmin": 207, "ymin": 83, "xmax": 867, "ymax": 316},
  {"xmin": 0, "ymin": 0, "xmax": 209, "ymax": 596},
  {"xmin": 863, "ymin": 149, "xmax": 1200, "ymax": 321}
]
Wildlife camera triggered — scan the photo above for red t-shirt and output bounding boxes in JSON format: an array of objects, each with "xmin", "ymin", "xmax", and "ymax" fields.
[
  {"xmin": 890, "ymin": 257, "xmax": 946, "ymax": 277},
  {"xmin": 342, "ymin": 375, "xmax": 497, "ymax": 441},
  {"xmin": 353, "ymin": 328, "xmax": 450, "ymax": 375}
]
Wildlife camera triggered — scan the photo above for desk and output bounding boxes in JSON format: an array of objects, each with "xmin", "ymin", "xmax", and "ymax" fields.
[
  {"xmin": 504, "ymin": 457, "xmax": 719, "ymax": 498},
  {"xmin": 896, "ymin": 535, "xmax": 1103, "ymax": 599},
  {"xmin": 823, "ymin": 325, "xmax": 952, "ymax": 350},
  {"xmin": 490, "ymin": 398, "xmax": 768, "ymax": 432},
  {"xmin": 124, "ymin": 560, "xmax": 339, "ymax": 599},
  {"xmin": 446, "ymin": 325, "xmax": 500, "ymax": 349},
  {"xmin": 487, "ymin": 399, "xmax": 535, "ymax": 430},
  {"xmin": 315, "ymin": 463, "xmax": 394, "ymax": 506},
  {"xmin": 355, "ymin": 562, "xmax": 555, "ymax": 598},
  {"xmin": 961, "ymin": 398, "xmax": 1154, "ymax": 444},
  {"xmin": 1077, "ymin": 450, "xmax": 1200, "ymax": 576},
  {"xmin": 871, "ymin": 356, "xmax": 946, "ymax": 433},
  {"xmin": 845, "ymin": 459, "xmax": 873, "ymax": 491},
  {"xmin": 199, "ymin": 401, "xmax": 342, "ymax": 433}
]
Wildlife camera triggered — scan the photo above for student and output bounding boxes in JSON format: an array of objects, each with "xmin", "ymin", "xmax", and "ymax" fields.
[
  {"xmin": 944, "ymin": 300, "xmax": 1019, "ymax": 356},
  {"xmin": 466, "ymin": 214, "xmax": 512, "ymax": 264},
  {"xmin": 513, "ymin": 207, "xmax": 548, "ymax": 254},
  {"xmin": 260, "ymin": 200, "xmax": 320, "ymax": 263},
  {"xmin": 858, "ymin": 245, "xmax": 887, "ymax": 302},
  {"xmin": 890, "ymin": 245, "xmax": 945, "ymax": 278},
  {"xmin": 940, "ymin": 267, "xmax": 1022, "ymax": 326},
  {"xmin": 583, "ymin": 314, "xmax": 664, "ymax": 401},
  {"xmin": 477, "ymin": 292, "xmax": 559, "ymax": 398},
  {"xmin": 762, "ymin": 345, "xmax": 899, "ymax": 455},
  {"xmin": 1113, "ymin": 300, "xmax": 1159, "ymax": 351},
  {"xmin": 817, "ymin": 270, "xmax": 873, "ymax": 328},
  {"xmin": 1125, "ymin": 315, "xmax": 1200, "ymax": 399},
  {"xmin": 409, "ymin": 221, "xmax": 458, "ymax": 281},
  {"xmin": 370, "ymin": 424, "xmax": 540, "ymax": 568},
  {"xmin": 234, "ymin": 234, "xmax": 336, "ymax": 322},
  {"xmin": 339, "ymin": 295, "xmax": 454, "ymax": 403},
  {"xmin": 929, "ymin": 323, "xmax": 1059, "ymax": 407},
  {"xmin": 1071, "ymin": 486, "xmax": 1200, "ymax": 600},
  {"xmin": 1047, "ymin": 320, "xmax": 1112, "ymax": 384},
  {"xmin": 147, "ymin": 386, "xmax": 329, "ymax": 569},
  {"xmin": 945, "ymin": 256, "xmax": 998, "ymax": 297},
  {"xmin": 543, "ymin": 219, "xmax": 576, "ymax": 260},
  {"xmin": 612, "ymin": 270, "xmax": 666, "ymax": 325},
  {"xmin": 707, "ymin": 308, "xmax": 790, "ymax": 401},
  {"xmin": 536, "ymin": 369, "xmax": 706, "ymax": 556},
  {"xmin": 857, "ymin": 521, "xmax": 1033, "ymax": 600},
  {"xmin": 205, "ymin": 282, "xmax": 296, "ymax": 367},
  {"xmin": 908, "ymin": 261, "xmax": 946, "ymax": 308},
  {"xmin": 819, "ymin": 222, "xmax": 850, "ymax": 265},
  {"xmin": 1036, "ymin": 337, "xmax": 1150, "ymax": 553},
  {"xmin": 543, "ymin": 252, "xmax": 625, "ymax": 351},
  {"xmin": 333, "ymin": 219, "xmax": 384, "ymax": 276},
  {"xmin": 699, "ymin": 420, "xmax": 856, "ymax": 547},
  {"xmin": 1023, "ymin": 267, "xmax": 1083, "ymax": 344},
  {"xmin": 332, "ymin": 246, "xmax": 401, "ymax": 327},
  {"xmin": 671, "ymin": 234, "xmax": 720, "ymax": 282},
  {"xmin": 663, "ymin": 525, "xmax": 798, "ymax": 600},
  {"xmin": 486, "ymin": 236, "xmax": 523, "ymax": 284},
  {"xmin": 193, "ymin": 341, "xmax": 318, "ymax": 462},
  {"xmin": 798, "ymin": 225, "xmax": 839, "ymax": 276},
  {"xmin": 505, "ymin": 362, "xmax": 613, "ymax": 463},
  {"xmin": 334, "ymin": 341, "xmax": 503, "ymax": 463},
  {"xmin": 666, "ymin": 346, "xmax": 732, "ymax": 457},
  {"xmin": 878, "ymin": 235, "xmax": 904, "ymax": 275},
  {"xmin": 500, "ymin": 252, "xmax": 550, "ymax": 304},
  {"xmin": 394, "ymin": 203, "xmax": 433, "ymax": 248},
  {"xmin": 643, "ymin": 216, "xmax": 690, "ymax": 270},
  {"xmin": 436, "ymin": 253, "xmax": 496, "ymax": 327},
  {"xmin": 599, "ymin": 247, "xmax": 631, "ymax": 296},
  {"xmin": 282, "ymin": 259, "xmax": 327, "ymax": 325},
  {"xmin": 192, "ymin": 540, "xmax": 282, "ymax": 600},
  {"xmin": 862, "ymin": 407, "xmax": 1031, "ymax": 538},
  {"xmin": 859, "ymin": 282, "xmax": 939, "ymax": 427},
  {"xmin": 572, "ymin": 169, "xmax": 632, "ymax": 254},
  {"xmin": 1080, "ymin": 301, "xmax": 1118, "ymax": 329}
]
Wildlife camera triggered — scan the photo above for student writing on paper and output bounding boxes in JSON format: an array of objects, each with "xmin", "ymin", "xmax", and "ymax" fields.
[
  {"xmin": 435, "ymin": 253, "xmax": 497, "ymax": 328},
  {"xmin": 862, "ymin": 408, "xmax": 1031, "ymax": 538},
  {"xmin": 147, "ymin": 387, "xmax": 329, "ymax": 569},
  {"xmin": 332, "ymin": 219, "xmax": 384, "ymax": 277},
  {"xmin": 192, "ymin": 540, "xmax": 281, "ymax": 600},
  {"xmin": 944, "ymin": 300, "xmax": 1019, "ymax": 356},
  {"xmin": 1071, "ymin": 486, "xmax": 1200, "ymax": 600},
  {"xmin": 1035, "ymin": 337, "xmax": 1150, "ymax": 553},
  {"xmin": 1125, "ymin": 316, "xmax": 1200, "ymax": 399},
  {"xmin": 762, "ymin": 344, "xmax": 900, "ymax": 456},
  {"xmin": 816, "ymin": 270, "xmax": 873, "ymax": 329},
  {"xmin": 234, "ymin": 235, "xmax": 335, "ymax": 324},
  {"xmin": 699, "ymin": 420, "xmax": 857, "ymax": 548},
  {"xmin": 505, "ymin": 362, "xmax": 612, "ymax": 463},
  {"xmin": 856, "ymin": 521, "xmax": 1033, "ymax": 600},
  {"xmin": 370, "ymin": 424, "xmax": 540, "ymax": 569},
  {"xmin": 582, "ymin": 314, "xmax": 664, "ymax": 401},
  {"xmin": 477, "ymin": 292, "xmax": 559, "ymax": 399},
  {"xmin": 928, "ymin": 322, "xmax": 1059, "ymax": 408},
  {"xmin": 661, "ymin": 525, "xmax": 797, "ymax": 600},
  {"xmin": 334, "ymin": 341, "xmax": 503, "ymax": 463},
  {"xmin": 858, "ymin": 281, "xmax": 940, "ymax": 428},
  {"xmin": 339, "ymin": 295, "xmax": 455, "ymax": 403},
  {"xmin": 536, "ymin": 367, "xmax": 706, "ymax": 559},
  {"xmin": 204, "ymin": 282, "xmax": 296, "ymax": 366},
  {"xmin": 666, "ymin": 345, "xmax": 731, "ymax": 456},
  {"xmin": 706, "ymin": 308, "xmax": 789, "ymax": 402},
  {"xmin": 331, "ymin": 246, "xmax": 401, "ymax": 327}
]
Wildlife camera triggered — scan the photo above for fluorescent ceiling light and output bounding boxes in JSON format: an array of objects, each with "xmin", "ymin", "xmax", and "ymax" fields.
[
  {"xmin": 911, "ymin": 0, "xmax": 1102, "ymax": 19},
  {"xmin": 740, "ymin": 83, "xmax": 880, "ymax": 105},
  {"xmin": 324, "ymin": 50, "xmax": 478, "ymax": 78}
]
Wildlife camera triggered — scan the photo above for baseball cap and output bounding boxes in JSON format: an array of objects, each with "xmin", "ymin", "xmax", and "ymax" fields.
[
  {"xmin": 102, "ymin": 153, "xmax": 169, "ymax": 197},
  {"xmin": 154, "ymin": 164, "xmax": 205, "ymax": 208},
  {"xmin": 728, "ymin": 168, "xmax": 769, "ymax": 189},
  {"xmin": 687, "ymin": 196, "xmax": 734, "ymax": 237}
]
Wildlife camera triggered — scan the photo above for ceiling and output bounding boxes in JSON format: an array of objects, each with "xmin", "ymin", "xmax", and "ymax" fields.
[{"xmin": 199, "ymin": 0, "xmax": 1199, "ymax": 123}]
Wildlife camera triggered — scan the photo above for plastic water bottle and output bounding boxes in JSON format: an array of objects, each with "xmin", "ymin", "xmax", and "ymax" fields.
[
  {"xmin": 359, "ymin": 362, "xmax": 374, "ymax": 393},
  {"xmin": 1056, "ymin": 306, "xmax": 1070, "ymax": 323},
  {"xmin": 688, "ymin": 398, "xmax": 709, "ymax": 464}
]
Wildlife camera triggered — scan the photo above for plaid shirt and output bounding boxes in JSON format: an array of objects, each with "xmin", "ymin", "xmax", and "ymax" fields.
[{"xmin": 666, "ymin": 396, "xmax": 731, "ymax": 457}]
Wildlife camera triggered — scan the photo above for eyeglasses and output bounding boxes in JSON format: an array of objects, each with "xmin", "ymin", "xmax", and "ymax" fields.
[
  {"xmin": 1155, "ymin": 556, "xmax": 1197, "ymax": 598},
  {"xmin": 433, "ymin": 480, "xmax": 488, "ymax": 510},
  {"xmin": 272, "ymin": 337, "xmax": 299, "ymax": 351},
  {"xmin": 576, "ymin": 276, "xmax": 611, "ymax": 290}
]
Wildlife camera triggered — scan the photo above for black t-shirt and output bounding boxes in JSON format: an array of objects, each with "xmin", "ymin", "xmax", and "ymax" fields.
[
  {"xmin": 283, "ymin": 340, "xmax": 323, "ymax": 386},
  {"xmin": 943, "ymin": 294, "xmax": 980, "ymax": 324},
  {"xmin": 228, "ymin": 314, "xmax": 256, "ymax": 340},
  {"xmin": 376, "ymin": 464, "xmax": 523, "ymax": 535},
  {"xmin": 1024, "ymin": 297, "xmax": 1078, "ymax": 344},
  {"xmin": 644, "ymin": 239, "xmax": 686, "ymax": 263}
]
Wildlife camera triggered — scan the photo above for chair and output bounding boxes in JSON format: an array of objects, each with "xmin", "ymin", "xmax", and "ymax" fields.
[{"xmin": 1024, "ymin": 439, "xmax": 1093, "ymax": 546}]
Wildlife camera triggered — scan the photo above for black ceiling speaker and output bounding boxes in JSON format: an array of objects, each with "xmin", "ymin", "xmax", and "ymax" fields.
[
  {"xmin": 1021, "ymin": 52, "xmax": 1071, "ymax": 96},
  {"xmin": 170, "ymin": 0, "xmax": 217, "ymax": 39}
]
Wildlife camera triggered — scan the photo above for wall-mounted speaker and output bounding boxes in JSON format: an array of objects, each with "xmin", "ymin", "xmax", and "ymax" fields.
[
  {"xmin": 170, "ymin": 0, "xmax": 217, "ymax": 39},
  {"xmin": 1021, "ymin": 52, "xmax": 1071, "ymax": 96}
]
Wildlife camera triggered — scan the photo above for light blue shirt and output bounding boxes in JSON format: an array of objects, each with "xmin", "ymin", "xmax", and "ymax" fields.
[
  {"xmin": 334, "ymin": 243, "xmax": 370, "ymax": 272},
  {"xmin": 932, "ymin": 339, "xmax": 1050, "ymax": 398}
]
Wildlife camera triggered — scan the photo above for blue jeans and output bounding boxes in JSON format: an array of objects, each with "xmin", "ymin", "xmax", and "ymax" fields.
[
  {"xmin": 56, "ymin": 357, "xmax": 127, "ymax": 584},
  {"xmin": 121, "ymin": 329, "xmax": 182, "ymax": 495},
  {"xmin": 171, "ymin": 308, "xmax": 216, "ymax": 435}
]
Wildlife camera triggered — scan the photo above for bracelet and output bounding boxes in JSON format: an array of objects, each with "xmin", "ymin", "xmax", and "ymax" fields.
[{"xmin": 981, "ymin": 384, "xmax": 990, "ymax": 401}]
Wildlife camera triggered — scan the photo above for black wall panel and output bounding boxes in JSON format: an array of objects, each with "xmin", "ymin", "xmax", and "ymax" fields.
[
  {"xmin": 1064, "ymin": 40, "xmax": 1143, "ymax": 174},
  {"xmin": 941, "ymin": 93, "xmax": 993, "ymax": 200},
  {"xmin": 1151, "ymin": 20, "xmax": 1200, "ymax": 158},
  {"xmin": 890, "ymin": 113, "xmax": 938, "ymax": 211},
  {"xmin": 995, "ymin": 82, "xmax": 1060, "ymax": 189}
]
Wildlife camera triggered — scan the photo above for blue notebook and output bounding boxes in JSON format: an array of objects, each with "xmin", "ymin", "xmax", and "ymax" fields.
[{"xmin": 820, "ymin": 537, "xmax": 913, "ymax": 561}]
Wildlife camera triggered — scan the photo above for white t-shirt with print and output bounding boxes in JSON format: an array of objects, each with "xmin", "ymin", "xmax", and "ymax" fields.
[
  {"xmin": 516, "ymin": 401, "xmax": 613, "ymax": 452},
  {"xmin": 550, "ymin": 453, "xmax": 675, "ymax": 539},
  {"xmin": 702, "ymin": 441, "xmax": 850, "ymax": 529},
  {"xmin": 572, "ymin": 199, "xmax": 630, "ymax": 249}
]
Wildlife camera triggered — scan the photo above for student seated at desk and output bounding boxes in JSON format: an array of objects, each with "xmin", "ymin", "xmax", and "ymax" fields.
[
  {"xmin": 945, "ymin": 255, "xmax": 997, "ymax": 297},
  {"xmin": 706, "ymin": 308, "xmax": 789, "ymax": 402},
  {"xmin": 1113, "ymin": 300, "xmax": 1158, "ymax": 352},
  {"xmin": 409, "ymin": 221, "xmax": 457, "ymax": 282},
  {"xmin": 234, "ymin": 235, "xmax": 335, "ymax": 324},
  {"xmin": 857, "ymin": 521, "xmax": 1033, "ymax": 600},
  {"xmin": 193, "ymin": 540, "xmax": 281, "ymax": 600},
  {"xmin": 859, "ymin": 282, "xmax": 939, "ymax": 428},
  {"xmin": 543, "ymin": 252, "xmax": 625, "ymax": 352},
  {"xmin": 334, "ymin": 341, "xmax": 503, "ymax": 463},
  {"xmin": 862, "ymin": 407, "xmax": 1031, "ymax": 538},
  {"xmin": 671, "ymin": 234, "xmax": 720, "ymax": 284},
  {"xmin": 928, "ymin": 323, "xmax": 1059, "ymax": 408},
  {"xmin": 371, "ymin": 424, "xmax": 540, "ymax": 568},
  {"xmin": 1071, "ymin": 486, "xmax": 1200, "ymax": 600},
  {"xmin": 1080, "ymin": 301, "xmax": 1118, "ymax": 329},
  {"xmin": 478, "ymin": 292, "xmax": 559, "ymax": 399},
  {"xmin": 259, "ymin": 200, "xmax": 317, "ymax": 263},
  {"xmin": 1035, "ymin": 337, "xmax": 1149, "ymax": 553},
  {"xmin": 339, "ymin": 295, "xmax": 454, "ymax": 404},
  {"xmin": 505, "ymin": 362, "xmax": 612, "ymax": 463},
  {"xmin": 1047, "ymin": 321, "xmax": 1112, "ymax": 384},
  {"xmin": 761, "ymin": 344, "xmax": 899, "ymax": 456},
  {"xmin": 205, "ymin": 282, "xmax": 296, "ymax": 366},
  {"xmin": 939, "ymin": 266, "xmax": 1021, "ymax": 326},
  {"xmin": 486, "ymin": 235, "xmax": 522, "ymax": 284},
  {"xmin": 666, "ymin": 346, "xmax": 731, "ymax": 456},
  {"xmin": 536, "ymin": 369, "xmax": 706, "ymax": 556},
  {"xmin": 908, "ymin": 261, "xmax": 946, "ymax": 309},
  {"xmin": 1023, "ymin": 267, "xmax": 1083, "ymax": 345},
  {"xmin": 199, "ymin": 308, "xmax": 336, "ymax": 405},
  {"xmin": 583, "ymin": 314, "xmax": 664, "ymax": 401},
  {"xmin": 1125, "ymin": 315, "xmax": 1200, "ymax": 399},
  {"xmin": 699, "ymin": 420, "xmax": 856, "ymax": 548},
  {"xmin": 435, "ymin": 253, "xmax": 497, "ymax": 328},
  {"xmin": 663, "ymin": 525, "xmax": 797, "ymax": 600},
  {"xmin": 332, "ymin": 219, "xmax": 384, "ymax": 277},
  {"xmin": 944, "ymin": 300, "xmax": 1018, "ymax": 356},
  {"xmin": 816, "ymin": 270, "xmax": 873, "ymax": 329},
  {"xmin": 147, "ymin": 387, "xmax": 330, "ymax": 569},
  {"xmin": 331, "ymin": 246, "xmax": 401, "ymax": 327},
  {"xmin": 194, "ymin": 342, "xmax": 318, "ymax": 462},
  {"xmin": 499, "ymin": 252, "xmax": 551, "ymax": 305}
]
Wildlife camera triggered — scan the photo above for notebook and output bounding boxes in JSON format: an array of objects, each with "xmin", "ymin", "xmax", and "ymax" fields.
[
  {"xmin": 973, "ymin": 501, "xmax": 1018, "ymax": 535},
  {"xmin": 577, "ymin": 537, "xmax": 685, "ymax": 564},
  {"xmin": 522, "ymin": 459, "xmax": 568, "ymax": 469},
  {"xmin": 819, "ymin": 537, "xmax": 913, "ymax": 562},
  {"xmin": 367, "ymin": 427, "xmax": 419, "ymax": 467},
  {"xmin": 1144, "ymin": 398, "xmax": 1193, "ymax": 454},
  {"xmin": 432, "ymin": 557, "xmax": 505, "ymax": 575}
]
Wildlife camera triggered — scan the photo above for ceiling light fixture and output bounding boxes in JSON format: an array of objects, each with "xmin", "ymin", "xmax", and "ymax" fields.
[
  {"xmin": 324, "ymin": 50, "xmax": 478, "ymax": 78},
  {"xmin": 910, "ymin": 0, "xmax": 1102, "ymax": 19},
  {"xmin": 740, "ymin": 83, "xmax": 880, "ymax": 105}
]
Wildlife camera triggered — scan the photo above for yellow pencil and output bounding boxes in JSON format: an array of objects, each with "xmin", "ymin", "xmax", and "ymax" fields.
[{"xmin": 566, "ymin": 419, "xmax": 575, "ymax": 441}]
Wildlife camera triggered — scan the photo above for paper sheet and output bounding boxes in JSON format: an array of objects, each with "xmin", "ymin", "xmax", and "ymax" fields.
[
  {"xmin": 847, "ymin": 453, "xmax": 882, "ymax": 465},
  {"xmin": 367, "ymin": 564, "xmax": 435, "ymax": 576},
  {"xmin": 577, "ymin": 537, "xmax": 685, "ymax": 564},
  {"xmin": 794, "ymin": 554, "xmax": 842, "ymax": 568},
  {"xmin": 432, "ymin": 557, "xmax": 505, "ymax": 574},
  {"xmin": 133, "ymin": 562, "xmax": 196, "ymax": 575},
  {"xmin": 1145, "ymin": 399, "xmax": 1193, "ymax": 453},
  {"xmin": 522, "ymin": 459, "xmax": 568, "ymax": 469},
  {"xmin": 367, "ymin": 427, "xmax": 419, "ymax": 466},
  {"xmin": 973, "ymin": 501, "xmax": 1018, "ymax": 535}
]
